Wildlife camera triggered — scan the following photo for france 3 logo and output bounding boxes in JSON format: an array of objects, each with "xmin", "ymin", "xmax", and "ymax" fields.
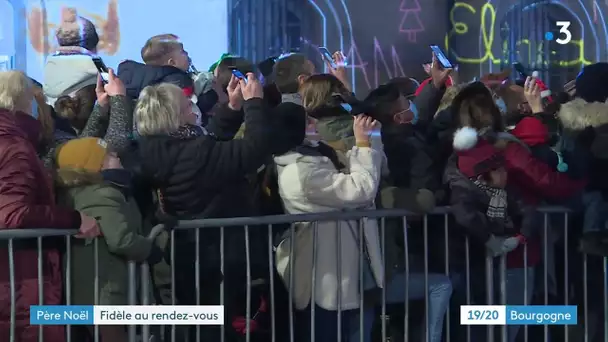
[{"xmin": 544, "ymin": 21, "xmax": 572, "ymax": 45}]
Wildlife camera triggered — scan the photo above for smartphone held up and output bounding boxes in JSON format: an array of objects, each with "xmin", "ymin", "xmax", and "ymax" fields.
[
  {"xmin": 430, "ymin": 45, "xmax": 454, "ymax": 69},
  {"xmin": 231, "ymin": 69, "xmax": 247, "ymax": 83},
  {"xmin": 92, "ymin": 57, "xmax": 110, "ymax": 83},
  {"xmin": 318, "ymin": 47, "xmax": 338, "ymax": 69}
]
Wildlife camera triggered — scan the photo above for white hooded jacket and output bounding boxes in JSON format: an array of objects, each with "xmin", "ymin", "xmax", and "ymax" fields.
[
  {"xmin": 274, "ymin": 141, "xmax": 385, "ymax": 311},
  {"xmin": 44, "ymin": 54, "xmax": 99, "ymax": 106}
]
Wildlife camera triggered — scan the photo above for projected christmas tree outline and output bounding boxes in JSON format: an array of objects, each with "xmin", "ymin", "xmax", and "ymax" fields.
[{"xmin": 399, "ymin": 0, "xmax": 424, "ymax": 42}]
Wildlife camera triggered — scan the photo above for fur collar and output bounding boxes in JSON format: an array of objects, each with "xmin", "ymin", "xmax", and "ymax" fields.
[{"xmin": 558, "ymin": 98, "xmax": 608, "ymax": 131}]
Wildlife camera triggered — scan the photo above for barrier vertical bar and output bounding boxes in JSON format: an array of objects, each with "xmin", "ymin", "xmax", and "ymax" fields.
[
  {"xmin": 288, "ymin": 224, "xmax": 295, "ymax": 342},
  {"xmin": 65, "ymin": 236, "xmax": 72, "ymax": 342},
  {"xmin": 128, "ymin": 261, "xmax": 136, "ymax": 342},
  {"xmin": 423, "ymin": 215, "xmax": 430, "ymax": 342},
  {"xmin": 602, "ymin": 257, "xmax": 608, "ymax": 341},
  {"xmin": 465, "ymin": 237, "xmax": 471, "ymax": 342},
  {"xmin": 402, "ymin": 216, "xmax": 409, "ymax": 342},
  {"xmin": 499, "ymin": 256, "xmax": 507, "ymax": 342},
  {"xmin": 244, "ymin": 225, "xmax": 252, "ymax": 342},
  {"xmin": 563, "ymin": 213, "xmax": 569, "ymax": 342},
  {"xmin": 543, "ymin": 213, "xmax": 549, "ymax": 340},
  {"xmin": 195, "ymin": 228, "xmax": 201, "ymax": 342},
  {"xmin": 94, "ymin": 238, "xmax": 100, "ymax": 342},
  {"xmin": 336, "ymin": 221, "xmax": 342, "ymax": 342},
  {"xmin": 140, "ymin": 260, "xmax": 151, "ymax": 341},
  {"xmin": 583, "ymin": 253, "xmax": 588, "ymax": 342},
  {"xmin": 443, "ymin": 214, "xmax": 451, "ymax": 342},
  {"xmin": 220, "ymin": 226, "xmax": 225, "ymax": 342},
  {"xmin": 310, "ymin": 222, "xmax": 318, "ymax": 342},
  {"xmin": 358, "ymin": 219, "xmax": 364, "ymax": 342},
  {"xmin": 170, "ymin": 230, "xmax": 176, "ymax": 342},
  {"xmin": 37, "ymin": 237, "xmax": 43, "ymax": 342},
  {"xmin": 523, "ymin": 243, "xmax": 528, "ymax": 342},
  {"xmin": 267, "ymin": 224, "xmax": 276, "ymax": 342},
  {"xmin": 380, "ymin": 218, "xmax": 387, "ymax": 342},
  {"xmin": 8, "ymin": 239, "xmax": 15, "ymax": 342},
  {"xmin": 485, "ymin": 253, "xmax": 494, "ymax": 342}
]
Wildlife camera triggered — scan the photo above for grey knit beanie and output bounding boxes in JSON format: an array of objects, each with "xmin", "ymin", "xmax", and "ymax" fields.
[{"xmin": 55, "ymin": 8, "xmax": 100, "ymax": 52}]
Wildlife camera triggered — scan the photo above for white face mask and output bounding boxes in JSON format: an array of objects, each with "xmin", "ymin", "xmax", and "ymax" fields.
[
  {"xmin": 495, "ymin": 98, "xmax": 507, "ymax": 114},
  {"xmin": 191, "ymin": 102, "xmax": 202, "ymax": 126}
]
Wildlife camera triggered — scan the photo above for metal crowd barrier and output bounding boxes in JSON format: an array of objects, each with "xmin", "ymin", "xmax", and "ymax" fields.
[{"xmin": 1, "ymin": 206, "xmax": 607, "ymax": 342}]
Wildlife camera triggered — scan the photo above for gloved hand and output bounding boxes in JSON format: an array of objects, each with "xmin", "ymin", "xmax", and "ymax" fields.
[{"xmin": 485, "ymin": 235, "xmax": 521, "ymax": 257}]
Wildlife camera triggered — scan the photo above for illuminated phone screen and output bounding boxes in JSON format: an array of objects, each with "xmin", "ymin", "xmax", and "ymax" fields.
[
  {"xmin": 231, "ymin": 69, "xmax": 247, "ymax": 83},
  {"xmin": 430, "ymin": 45, "xmax": 453, "ymax": 69},
  {"xmin": 318, "ymin": 47, "xmax": 338, "ymax": 68}
]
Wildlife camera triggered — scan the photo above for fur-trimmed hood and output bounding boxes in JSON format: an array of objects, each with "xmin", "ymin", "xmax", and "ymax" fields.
[
  {"xmin": 558, "ymin": 98, "xmax": 608, "ymax": 131},
  {"xmin": 434, "ymin": 83, "xmax": 466, "ymax": 117}
]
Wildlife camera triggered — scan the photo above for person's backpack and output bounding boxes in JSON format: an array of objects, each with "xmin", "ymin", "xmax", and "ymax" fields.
[{"xmin": 252, "ymin": 160, "xmax": 290, "ymax": 246}]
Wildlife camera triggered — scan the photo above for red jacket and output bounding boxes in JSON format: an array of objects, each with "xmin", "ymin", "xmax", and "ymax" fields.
[
  {"xmin": 415, "ymin": 77, "xmax": 453, "ymax": 96},
  {"xmin": 0, "ymin": 109, "xmax": 81, "ymax": 342},
  {"xmin": 500, "ymin": 136, "xmax": 585, "ymax": 268},
  {"xmin": 504, "ymin": 136, "xmax": 585, "ymax": 204}
]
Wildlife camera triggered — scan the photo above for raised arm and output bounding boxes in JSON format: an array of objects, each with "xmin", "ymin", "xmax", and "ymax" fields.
[
  {"xmin": 303, "ymin": 115, "xmax": 382, "ymax": 208},
  {"xmin": 193, "ymin": 74, "xmax": 273, "ymax": 181},
  {"xmin": 81, "ymin": 70, "xmax": 131, "ymax": 152}
]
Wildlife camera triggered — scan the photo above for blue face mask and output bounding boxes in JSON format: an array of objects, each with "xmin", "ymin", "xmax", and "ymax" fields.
[
  {"xmin": 410, "ymin": 101, "xmax": 419, "ymax": 125},
  {"xmin": 340, "ymin": 103, "xmax": 353, "ymax": 113},
  {"xmin": 495, "ymin": 98, "xmax": 507, "ymax": 113},
  {"xmin": 31, "ymin": 100, "xmax": 39, "ymax": 119}
]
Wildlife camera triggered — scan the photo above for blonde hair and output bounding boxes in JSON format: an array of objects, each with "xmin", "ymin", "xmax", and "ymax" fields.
[
  {"xmin": 32, "ymin": 85, "xmax": 55, "ymax": 146},
  {"xmin": 141, "ymin": 34, "xmax": 183, "ymax": 65},
  {"xmin": 300, "ymin": 74, "xmax": 350, "ymax": 112},
  {"xmin": 0, "ymin": 70, "xmax": 33, "ymax": 112},
  {"xmin": 135, "ymin": 83, "xmax": 183, "ymax": 136}
]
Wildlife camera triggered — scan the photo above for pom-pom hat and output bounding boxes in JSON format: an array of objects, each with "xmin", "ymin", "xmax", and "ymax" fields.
[
  {"xmin": 55, "ymin": 8, "xmax": 99, "ymax": 52},
  {"xmin": 530, "ymin": 71, "xmax": 552, "ymax": 103},
  {"xmin": 453, "ymin": 127, "xmax": 504, "ymax": 178}
]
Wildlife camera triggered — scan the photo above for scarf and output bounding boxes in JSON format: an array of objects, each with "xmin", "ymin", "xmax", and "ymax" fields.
[
  {"xmin": 281, "ymin": 93, "xmax": 302, "ymax": 106},
  {"xmin": 473, "ymin": 178, "xmax": 508, "ymax": 219},
  {"xmin": 169, "ymin": 124, "xmax": 207, "ymax": 140},
  {"xmin": 101, "ymin": 169, "xmax": 133, "ymax": 197}
]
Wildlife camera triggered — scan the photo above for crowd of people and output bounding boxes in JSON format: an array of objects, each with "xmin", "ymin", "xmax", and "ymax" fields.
[{"xmin": 0, "ymin": 12, "xmax": 607, "ymax": 342}]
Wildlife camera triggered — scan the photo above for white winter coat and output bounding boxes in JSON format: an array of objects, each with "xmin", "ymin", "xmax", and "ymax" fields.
[{"xmin": 274, "ymin": 142, "xmax": 384, "ymax": 311}]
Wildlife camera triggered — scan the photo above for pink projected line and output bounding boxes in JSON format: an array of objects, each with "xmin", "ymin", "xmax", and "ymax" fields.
[
  {"xmin": 301, "ymin": 37, "xmax": 407, "ymax": 90},
  {"xmin": 344, "ymin": 38, "xmax": 407, "ymax": 89},
  {"xmin": 398, "ymin": 0, "xmax": 425, "ymax": 42}
]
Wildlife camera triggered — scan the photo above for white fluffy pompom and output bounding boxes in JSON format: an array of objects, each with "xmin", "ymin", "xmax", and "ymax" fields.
[
  {"xmin": 453, "ymin": 126, "xmax": 478, "ymax": 151},
  {"xmin": 532, "ymin": 70, "xmax": 539, "ymax": 78}
]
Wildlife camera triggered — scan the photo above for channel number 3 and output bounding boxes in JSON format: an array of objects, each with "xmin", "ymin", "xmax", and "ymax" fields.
[{"xmin": 556, "ymin": 21, "xmax": 572, "ymax": 45}]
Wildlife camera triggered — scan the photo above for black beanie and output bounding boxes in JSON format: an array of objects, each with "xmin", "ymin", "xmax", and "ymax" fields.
[{"xmin": 575, "ymin": 62, "xmax": 608, "ymax": 103}]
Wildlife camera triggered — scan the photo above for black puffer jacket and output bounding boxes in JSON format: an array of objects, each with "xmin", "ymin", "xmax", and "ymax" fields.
[
  {"xmin": 138, "ymin": 99, "xmax": 271, "ymax": 218},
  {"xmin": 381, "ymin": 123, "xmax": 440, "ymax": 191},
  {"xmin": 137, "ymin": 99, "xmax": 272, "ymax": 269}
]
